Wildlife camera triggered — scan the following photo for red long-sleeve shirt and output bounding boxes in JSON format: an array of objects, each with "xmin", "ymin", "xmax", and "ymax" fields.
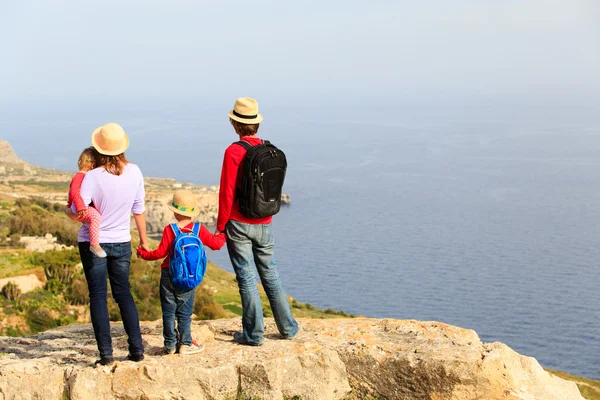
[
  {"xmin": 217, "ymin": 136, "xmax": 272, "ymax": 231},
  {"xmin": 137, "ymin": 222, "xmax": 226, "ymax": 269},
  {"xmin": 67, "ymin": 172, "xmax": 87, "ymax": 212}
]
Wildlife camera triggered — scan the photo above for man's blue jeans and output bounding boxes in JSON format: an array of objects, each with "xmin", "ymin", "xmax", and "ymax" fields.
[
  {"xmin": 225, "ymin": 220, "xmax": 298, "ymax": 345},
  {"xmin": 160, "ymin": 268, "xmax": 196, "ymax": 350},
  {"xmin": 78, "ymin": 242, "xmax": 144, "ymax": 359}
]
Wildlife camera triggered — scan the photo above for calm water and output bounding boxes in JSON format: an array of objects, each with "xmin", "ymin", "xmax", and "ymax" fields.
[{"xmin": 2, "ymin": 101, "xmax": 599, "ymax": 379}]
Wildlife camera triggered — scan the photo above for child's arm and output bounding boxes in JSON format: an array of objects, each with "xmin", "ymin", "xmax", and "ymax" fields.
[
  {"xmin": 199, "ymin": 225, "xmax": 227, "ymax": 251},
  {"xmin": 69, "ymin": 173, "xmax": 88, "ymax": 214},
  {"xmin": 137, "ymin": 227, "xmax": 173, "ymax": 260}
]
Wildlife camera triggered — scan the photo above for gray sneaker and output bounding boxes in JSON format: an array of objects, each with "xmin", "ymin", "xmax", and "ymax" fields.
[{"xmin": 179, "ymin": 340, "xmax": 204, "ymax": 355}]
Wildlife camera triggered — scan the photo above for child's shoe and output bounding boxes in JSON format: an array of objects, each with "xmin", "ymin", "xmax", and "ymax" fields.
[
  {"xmin": 178, "ymin": 340, "xmax": 205, "ymax": 355},
  {"xmin": 90, "ymin": 245, "xmax": 107, "ymax": 258}
]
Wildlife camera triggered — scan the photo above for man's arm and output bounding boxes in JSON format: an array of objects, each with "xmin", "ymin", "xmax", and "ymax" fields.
[
  {"xmin": 199, "ymin": 225, "xmax": 227, "ymax": 250},
  {"xmin": 216, "ymin": 147, "xmax": 240, "ymax": 233}
]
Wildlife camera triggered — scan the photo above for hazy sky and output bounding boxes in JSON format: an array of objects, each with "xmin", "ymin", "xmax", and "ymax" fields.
[{"xmin": 1, "ymin": 0, "xmax": 599, "ymax": 106}]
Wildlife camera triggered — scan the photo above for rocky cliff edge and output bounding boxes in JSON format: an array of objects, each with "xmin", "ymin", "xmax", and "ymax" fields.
[{"xmin": 0, "ymin": 318, "xmax": 582, "ymax": 400}]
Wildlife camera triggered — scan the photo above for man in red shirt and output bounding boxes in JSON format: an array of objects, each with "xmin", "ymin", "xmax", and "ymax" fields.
[{"xmin": 217, "ymin": 97, "xmax": 299, "ymax": 346}]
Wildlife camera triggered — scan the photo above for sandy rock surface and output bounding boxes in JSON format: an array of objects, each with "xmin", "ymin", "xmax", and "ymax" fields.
[{"xmin": 0, "ymin": 318, "xmax": 583, "ymax": 400}]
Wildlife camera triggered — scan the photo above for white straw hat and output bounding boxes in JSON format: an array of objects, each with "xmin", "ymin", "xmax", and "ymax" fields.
[
  {"xmin": 228, "ymin": 97, "xmax": 263, "ymax": 124},
  {"xmin": 91, "ymin": 123, "xmax": 130, "ymax": 156}
]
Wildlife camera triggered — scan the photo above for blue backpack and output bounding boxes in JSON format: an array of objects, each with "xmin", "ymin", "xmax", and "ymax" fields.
[{"xmin": 169, "ymin": 223, "xmax": 207, "ymax": 290}]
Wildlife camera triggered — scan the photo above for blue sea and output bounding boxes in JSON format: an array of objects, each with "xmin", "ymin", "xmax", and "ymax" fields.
[{"xmin": 2, "ymin": 98, "xmax": 599, "ymax": 379}]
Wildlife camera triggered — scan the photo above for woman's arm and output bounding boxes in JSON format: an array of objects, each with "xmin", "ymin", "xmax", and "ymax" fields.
[
  {"xmin": 137, "ymin": 227, "xmax": 171, "ymax": 260},
  {"xmin": 132, "ymin": 166, "xmax": 148, "ymax": 249},
  {"xmin": 133, "ymin": 213, "xmax": 149, "ymax": 251},
  {"xmin": 65, "ymin": 206, "xmax": 79, "ymax": 221}
]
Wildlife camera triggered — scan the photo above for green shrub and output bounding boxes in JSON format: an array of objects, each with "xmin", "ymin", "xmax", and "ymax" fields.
[
  {"xmin": 34, "ymin": 249, "xmax": 81, "ymax": 293},
  {"xmin": 5, "ymin": 326, "xmax": 26, "ymax": 337},
  {"xmin": 27, "ymin": 306, "xmax": 59, "ymax": 332},
  {"xmin": 194, "ymin": 285, "xmax": 226, "ymax": 320},
  {"xmin": 8, "ymin": 198, "xmax": 78, "ymax": 245},
  {"xmin": 1, "ymin": 281, "xmax": 22, "ymax": 301},
  {"xmin": 68, "ymin": 274, "xmax": 89, "ymax": 305}
]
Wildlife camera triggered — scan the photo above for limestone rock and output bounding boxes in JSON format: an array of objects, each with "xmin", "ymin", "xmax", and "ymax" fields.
[
  {"xmin": 0, "ymin": 318, "xmax": 584, "ymax": 399},
  {"xmin": 0, "ymin": 141, "xmax": 22, "ymax": 165}
]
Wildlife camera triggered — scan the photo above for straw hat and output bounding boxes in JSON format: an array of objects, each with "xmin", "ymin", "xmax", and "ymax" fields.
[
  {"xmin": 91, "ymin": 123, "xmax": 130, "ymax": 156},
  {"xmin": 167, "ymin": 190, "xmax": 200, "ymax": 217},
  {"xmin": 228, "ymin": 97, "xmax": 263, "ymax": 124}
]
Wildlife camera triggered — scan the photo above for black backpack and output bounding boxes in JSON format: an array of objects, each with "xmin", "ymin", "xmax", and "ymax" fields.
[{"xmin": 234, "ymin": 140, "xmax": 287, "ymax": 218}]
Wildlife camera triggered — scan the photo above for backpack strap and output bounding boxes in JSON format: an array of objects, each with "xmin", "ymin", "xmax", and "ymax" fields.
[
  {"xmin": 170, "ymin": 223, "xmax": 180, "ymax": 236},
  {"xmin": 192, "ymin": 223, "xmax": 200, "ymax": 236},
  {"xmin": 233, "ymin": 141, "xmax": 252, "ymax": 151}
]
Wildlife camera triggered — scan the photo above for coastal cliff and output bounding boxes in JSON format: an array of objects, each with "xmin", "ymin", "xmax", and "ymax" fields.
[
  {"xmin": 0, "ymin": 318, "xmax": 584, "ymax": 400},
  {"xmin": 0, "ymin": 140, "xmax": 290, "ymax": 233}
]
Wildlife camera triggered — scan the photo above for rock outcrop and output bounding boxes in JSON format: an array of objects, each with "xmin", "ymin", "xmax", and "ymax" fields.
[
  {"xmin": 0, "ymin": 318, "xmax": 583, "ymax": 400},
  {"xmin": 0, "ymin": 140, "xmax": 23, "ymax": 165}
]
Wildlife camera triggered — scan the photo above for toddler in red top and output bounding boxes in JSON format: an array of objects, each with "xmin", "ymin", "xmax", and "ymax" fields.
[
  {"xmin": 137, "ymin": 190, "xmax": 226, "ymax": 355},
  {"xmin": 68, "ymin": 147, "xmax": 106, "ymax": 258}
]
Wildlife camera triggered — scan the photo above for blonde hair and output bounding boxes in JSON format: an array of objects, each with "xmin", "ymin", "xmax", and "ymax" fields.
[
  {"xmin": 77, "ymin": 147, "xmax": 98, "ymax": 171},
  {"xmin": 97, "ymin": 153, "xmax": 129, "ymax": 176},
  {"xmin": 230, "ymin": 118, "xmax": 260, "ymax": 137}
]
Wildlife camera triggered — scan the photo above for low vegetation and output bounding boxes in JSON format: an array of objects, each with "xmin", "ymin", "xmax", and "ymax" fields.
[
  {"xmin": 1, "ymin": 197, "xmax": 79, "ymax": 246},
  {"xmin": 0, "ymin": 197, "xmax": 352, "ymax": 337},
  {"xmin": 547, "ymin": 369, "xmax": 600, "ymax": 400}
]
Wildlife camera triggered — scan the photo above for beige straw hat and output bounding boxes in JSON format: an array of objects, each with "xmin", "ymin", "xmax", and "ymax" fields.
[
  {"xmin": 167, "ymin": 190, "xmax": 200, "ymax": 217},
  {"xmin": 228, "ymin": 97, "xmax": 263, "ymax": 124},
  {"xmin": 91, "ymin": 123, "xmax": 130, "ymax": 156}
]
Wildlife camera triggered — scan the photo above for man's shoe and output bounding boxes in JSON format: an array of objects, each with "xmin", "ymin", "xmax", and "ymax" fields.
[
  {"xmin": 164, "ymin": 347, "xmax": 176, "ymax": 355},
  {"xmin": 233, "ymin": 332, "xmax": 263, "ymax": 346},
  {"xmin": 127, "ymin": 353, "xmax": 145, "ymax": 362},
  {"xmin": 179, "ymin": 340, "xmax": 205, "ymax": 355},
  {"xmin": 94, "ymin": 357, "xmax": 114, "ymax": 366},
  {"xmin": 281, "ymin": 326, "xmax": 301, "ymax": 340}
]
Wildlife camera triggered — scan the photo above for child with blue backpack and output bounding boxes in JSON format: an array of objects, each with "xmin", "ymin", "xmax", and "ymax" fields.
[{"xmin": 137, "ymin": 190, "xmax": 226, "ymax": 355}]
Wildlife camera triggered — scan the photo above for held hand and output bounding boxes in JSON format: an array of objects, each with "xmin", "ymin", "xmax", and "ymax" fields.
[
  {"xmin": 77, "ymin": 209, "xmax": 88, "ymax": 220},
  {"xmin": 139, "ymin": 243, "xmax": 151, "ymax": 252},
  {"xmin": 214, "ymin": 228, "xmax": 222, "ymax": 236}
]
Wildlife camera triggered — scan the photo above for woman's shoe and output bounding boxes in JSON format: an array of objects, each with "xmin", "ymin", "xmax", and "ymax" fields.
[
  {"xmin": 127, "ymin": 353, "xmax": 145, "ymax": 362},
  {"xmin": 90, "ymin": 245, "xmax": 107, "ymax": 258},
  {"xmin": 94, "ymin": 357, "xmax": 114, "ymax": 366}
]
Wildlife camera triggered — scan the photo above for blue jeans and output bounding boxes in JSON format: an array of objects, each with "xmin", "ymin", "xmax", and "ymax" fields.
[
  {"xmin": 225, "ymin": 220, "xmax": 298, "ymax": 344},
  {"xmin": 160, "ymin": 268, "xmax": 195, "ymax": 349},
  {"xmin": 78, "ymin": 242, "xmax": 144, "ymax": 358}
]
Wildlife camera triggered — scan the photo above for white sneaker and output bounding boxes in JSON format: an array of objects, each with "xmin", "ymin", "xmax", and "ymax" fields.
[
  {"xmin": 90, "ymin": 245, "xmax": 107, "ymax": 258},
  {"xmin": 179, "ymin": 340, "xmax": 204, "ymax": 355}
]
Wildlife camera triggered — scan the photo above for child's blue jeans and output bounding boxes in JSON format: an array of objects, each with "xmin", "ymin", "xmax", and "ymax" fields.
[{"xmin": 160, "ymin": 268, "xmax": 196, "ymax": 350}]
